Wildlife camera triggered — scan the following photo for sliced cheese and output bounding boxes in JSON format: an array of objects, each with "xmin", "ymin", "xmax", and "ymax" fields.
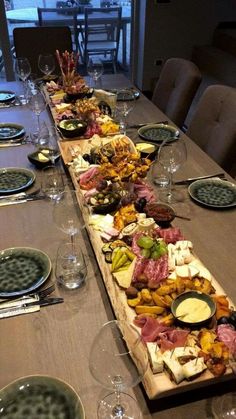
[
  {"xmin": 38, "ymin": 152, "xmax": 49, "ymax": 162},
  {"xmin": 189, "ymin": 260, "xmax": 212, "ymax": 281},
  {"xmin": 162, "ymin": 351, "xmax": 185, "ymax": 384},
  {"xmin": 182, "ymin": 357, "xmax": 207, "ymax": 380},
  {"xmin": 112, "ymin": 257, "xmax": 136, "ymax": 288},
  {"xmin": 55, "ymin": 103, "xmax": 71, "ymax": 113},
  {"xmin": 175, "ymin": 264, "xmax": 199, "ymax": 279},
  {"xmin": 146, "ymin": 342, "xmax": 164, "ymax": 374},
  {"xmin": 171, "ymin": 346, "xmax": 199, "ymax": 359}
]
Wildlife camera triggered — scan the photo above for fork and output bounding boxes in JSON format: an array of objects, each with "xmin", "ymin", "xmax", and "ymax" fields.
[
  {"xmin": 0, "ymin": 284, "xmax": 56, "ymax": 306},
  {"xmin": 174, "ymin": 173, "xmax": 227, "ymax": 185},
  {"xmin": 0, "ymin": 189, "xmax": 40, "ymax": 200}
]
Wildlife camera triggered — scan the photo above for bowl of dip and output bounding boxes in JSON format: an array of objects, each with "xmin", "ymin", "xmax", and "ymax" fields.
[
  {"xmin": 144, "ymin": 202, "xmax": 175, "ymax": 227},
  {"xmin": 171, "ymin": 290, "xmax": 216, "ymax": 327}
]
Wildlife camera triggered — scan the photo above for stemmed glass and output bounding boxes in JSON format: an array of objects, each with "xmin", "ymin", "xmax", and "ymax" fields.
[
  {"xmin": 158, "ymin": 137, "xmax": 187, "ymax": 203},
  {"xmin": 89, "ymin": 319, "xmax": 148, "ymax": 419},
  {"xmin": 41, "ymin": 166, "xmax": 65, "ymax": 201},
  {"xmin": 53, "ymin": 190, "xmax": 85, "ymax": 248},
  {"xmin": 115, "ymin": 90, "xmax": 135, "ymax": 135},
  {"xmin": 87, "ymin": 58, "xmax": 104, "ymax": 88},
  {"xmin": 38, "ymin": 125, "xmax": 61, "ymax": 165},
  {"xmin": 28, "ymin": 90, "xmax": 46, "ymax": 134},
  {"xmin": 14, "ymin": 57, "xmax": 31, "ymax": 103},
  {"xmin": 38, "ymin": 54, "xmax": 55, "ymax": 78}
]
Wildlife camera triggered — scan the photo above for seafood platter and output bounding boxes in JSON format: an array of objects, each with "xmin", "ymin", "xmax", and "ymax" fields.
[{"xmin": 45, "ymin": 54, "xmax": 236, "ymax": 399}]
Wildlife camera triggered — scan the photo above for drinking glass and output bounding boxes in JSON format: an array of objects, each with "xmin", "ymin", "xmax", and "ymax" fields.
[
  {"xmin": 212, "ymin": 393, "xmax": 236, "ymax": 418},
  {"xmin": 87, "ymin": 58, "xmax": 104, "ymax": 88},
  {"xmin": 41, "ymin": 166, "xmax": 65, "ymax": 201},
  {"xmin": 14, "ymin": 57, "xmax": 31, "ymax": 103},
  {"xmin": 53, "ymin": 190, "xmax": 85, "ymax": 247},
  {"xmin": 55, "ymin": 241, "xmax": 87, "ymax": 290},
  {"xmin": 37, "ymin": 125, "xmax": 61, "ymax": 165},
  {"xmin": 89, "ymin": 319, "xmax": 148, "ymax": 419},
  {"xmin": 38, "ymin": 54, "xmax": 55, "ymax": 78},
  {"xmin": 28, "ymin": 90, "xmax": 46, "ymax": 133},
  {"xmin": 115, "ymin": 90, "xmax": 135, "ymax": 135},
  {"xmin": 158, "ymin": 138, "xmax": 187, "ymax": 203}
]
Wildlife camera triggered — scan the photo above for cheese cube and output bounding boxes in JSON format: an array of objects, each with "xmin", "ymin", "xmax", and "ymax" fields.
[{"xmin": 146, "ymin": 342, "xmax": 164, "ymax": 374}]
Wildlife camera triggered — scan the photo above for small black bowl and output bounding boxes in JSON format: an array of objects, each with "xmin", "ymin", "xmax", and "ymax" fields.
[
  {"xmin": 58, "ymin": 119, "xmax": 88, "ymax": 139},
  {"xmin": 27, "ymin": 149, "xmax": 60, "ymax": 169},
  {"xmin": 144, "ymin": 202, "xmax": 175, "ymax": 227},
  {"xmin": 64, "ymin": 89, "xmax": 94, "ymax": 103},
  {"xmin": 171, "ymin": 290, "xmax": 216, "ymax": 328}
]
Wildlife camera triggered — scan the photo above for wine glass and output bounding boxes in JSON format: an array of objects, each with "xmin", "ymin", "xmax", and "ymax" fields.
[
  {"xmin": 53, "ymin": 190, "xmax": 85, "ymax": 248},
  {"xmin": 115, "ymin": 90, "xmax": 135, "ymax": 135},
  {"xmin": 55, "ymin": 241, "xmax": 87, "ymax": 290},
  {"xmin": 158, "ymin": 137, "xmax": 187, "ymax": 203},
  {"xmin": 41, "ymin": 166, "xmax": 65, "ymax": 201},
  {"xmin": 212, "ymin": 392, "xmax": 236, "ymax": 418},
  {"xmin": 28, "ymin": 90, "xmax": 46, "ymax": 134},
  {"xmin": 89, "ymin": 319, "xmax": 148, "ymax": 419},
  {"xmin": 14, "ymin": 57, "xmax": 31, "ymax": 103},
  {"xmin": 38, "ymin": 54, "xmax": 55, "ymax": 78},
  {"xmin": 38, "ymin": 125, "xmax": 61, "ymax": 165},
  {"xmin": 87, "ymin": 58, "xmax": 104, "ymax": 88}
]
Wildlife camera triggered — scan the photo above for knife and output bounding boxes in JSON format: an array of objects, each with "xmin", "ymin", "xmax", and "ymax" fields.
[
  {"xmin": 0, "ymin": 195, "xmax": 45, "ymax": 207},
  {"xmin": 0, "ymin": 297, "xmax": 64, "ymax": 316},
  {"xmin": 174, "ymin": 173, "xmax": 226, "ymax": 185},
  {"xmin": 129, "ymin": 120, "xmax": 169, "ymax": 129}
]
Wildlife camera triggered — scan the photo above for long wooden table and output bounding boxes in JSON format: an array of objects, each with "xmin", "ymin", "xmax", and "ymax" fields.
[{"xmin": 0, "ymin": 75, "xmax": 236, "ymax": 418}]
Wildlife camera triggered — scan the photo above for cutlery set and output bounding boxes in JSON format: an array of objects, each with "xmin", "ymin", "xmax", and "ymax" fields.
[
  {"xmin": 0, "ymin": 284, "xmax": 64, "ymax": 319},
  {"xmin": 174, "ymin": 173, "xmax": 227, "ymax": 185},
  {"xmin": 0, "ymin": 190, "xmax": 45, "ymax": 206}
]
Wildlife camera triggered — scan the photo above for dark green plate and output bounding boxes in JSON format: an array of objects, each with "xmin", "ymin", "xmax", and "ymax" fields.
[
  {"xmin": 138, "ymin": 123, "xmax": 180, "ymax": 143},
  {"xmin": 0, "ymin": 375, "xmax": 85, "ymax": 418},
  {"xmin": 0, "ymin": 91, "xmax": 16, "ymax": 103},
  {"xmin": 188, "ymin": 179, "xmax": 236, "ymax": 208},
  {"xmin": 106, "ymin": 88, "xmax": 140, "ymax": 101},
  {"xmin": 0, "ymin": 167, "xmax": 35, "ymax": 194},
  {"xmin": 0, "ymin": 123, "xmax": 25, "ymax": 141},
  {"xmin": 0, "ymin": 247, "xmax": 51, "ymax": 297}
]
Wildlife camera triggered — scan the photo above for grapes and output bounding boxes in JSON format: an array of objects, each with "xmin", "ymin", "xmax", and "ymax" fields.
[
  {"xmin": 135, "ymin": 197, "xmax": 147, "ymax": 212},
  {"xmin": 96, "ymin": 179, "xmax": 108, "ymax": 192}
]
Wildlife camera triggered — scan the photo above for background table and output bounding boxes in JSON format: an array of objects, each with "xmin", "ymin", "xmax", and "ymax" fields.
[{"xmin": 0, "ymin": 75, "xmax": 236, "ymax": 418}]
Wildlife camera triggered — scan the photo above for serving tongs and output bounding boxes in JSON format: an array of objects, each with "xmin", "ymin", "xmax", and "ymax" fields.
[{"xmin": 174, "ymin": 173, "xmax": 226, "ymax": 185}]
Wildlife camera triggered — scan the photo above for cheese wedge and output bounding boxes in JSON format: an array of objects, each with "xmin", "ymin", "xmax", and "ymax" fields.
[
  {"xmin": 146, "ymin": 342, "xmax": 164, "ymax": 374},
  {"xmin": 162, "ymin": 351, "xmax": 185, "ymax": 384},
  {"xmin": 182, "ymin": 357, "xmax": 207, "ymax": 380},
  {"xmin": 112, "ymin": 257, "xmax": 136, "ymax": 288}
]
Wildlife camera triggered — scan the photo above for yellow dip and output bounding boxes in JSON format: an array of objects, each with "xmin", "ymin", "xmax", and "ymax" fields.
[{"xmin": 176, "ymin": 298, "xmax": 211, "ymax": 323}]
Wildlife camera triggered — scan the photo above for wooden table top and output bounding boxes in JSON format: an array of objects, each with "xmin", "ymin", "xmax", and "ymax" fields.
[{"xmin": 0, "ymin": 75, "xmax": 236, "ymax": 419}]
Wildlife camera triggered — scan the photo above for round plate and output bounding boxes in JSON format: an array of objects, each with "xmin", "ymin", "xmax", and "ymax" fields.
[
  {"xmin": 0, "ymin": 375, "xmax": 85, "ymax": 418},
  {"xmin": 138, "ymin": 123, "xmax": 180, "ymax": 143},
  {"xmin": 0, "ymin": 167, "xmax": 35, "ymax": 194},
  {"xmin": 0, "ymin": 91, "xmax": 16, "ymax": 103},
  {"xmin": 188, "ymin": 179, "xmax": 236, "ymax": 208},
  {"xmin": 0, "ymin": 247, "xmax": 52, "ymax": 297},
  {"xmin": 0, "ymin": 123, "xmax": 25, "ymax": 141},
  {"xmin": 106, "ymin": 88, "xmax": 140, "ymax": 101}
]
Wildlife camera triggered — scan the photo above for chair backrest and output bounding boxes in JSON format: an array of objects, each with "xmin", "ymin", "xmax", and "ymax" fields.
[
  {"xmin": 186, "ymin": 84, "xmax": 236, "ymax": 175},
  {"xmin": 37, "ymin": 7, "xmax": 79, "ymax": 27},
  {"xmin": 83, "ymin": 7, "xmax": 122, "ymax": 63},
  {"xmin": 152, "ymin": 58, "xmax": 202, "ymax": 128},
  {"xmin": 13, "ymin": 26, "xmax": 73, "ymax": 76}
]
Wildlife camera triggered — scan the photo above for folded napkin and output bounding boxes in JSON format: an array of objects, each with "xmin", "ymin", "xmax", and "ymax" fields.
[{"xmin": 0, "ymin": 296, "xmax": 40, "ymax": 319}]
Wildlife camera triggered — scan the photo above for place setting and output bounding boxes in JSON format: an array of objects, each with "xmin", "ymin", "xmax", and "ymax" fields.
[{"xmin": 0, "ymin": 123, "xmax": 28, "ymax": 147}]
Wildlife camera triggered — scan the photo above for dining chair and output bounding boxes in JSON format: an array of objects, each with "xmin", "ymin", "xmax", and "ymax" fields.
[
  {"xmin": 13, "ymin": 26, "xmax": 73, "ymax": 77},
  {"xmin": 152, "ymin": 58, "xmax": 202, "ymax": 129},
  {"xmin": 79, "ymin": 6, "xmax": 122, "ymax": 73},
  {"xmin": 186, "ymin": 84, "xmax": 236, "ymax": 175},
  {"xmin": 37, "ymin": 7, "xmax": 80, "ymax": 55}
]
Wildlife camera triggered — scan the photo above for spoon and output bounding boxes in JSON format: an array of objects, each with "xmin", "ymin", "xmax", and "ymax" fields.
[{"xmin": 174, "ymin": 214, "xmax": 191, "ymax": 221}]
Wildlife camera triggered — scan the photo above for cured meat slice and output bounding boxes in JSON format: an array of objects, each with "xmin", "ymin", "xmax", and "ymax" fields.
[
  {"xmin": 157, "ymin": 227, "xmax": 184, "ymax": 244},
  {"xmin": 159, "ymin": 329, "xmax": 190, "ymax": 352},
  {"xmin": 134, "ymin": 316, "xmax": 170, "ymax": 342},
  {"xmin": 217, "ymin": 324, "xmax": 236, "ymax": 356}
]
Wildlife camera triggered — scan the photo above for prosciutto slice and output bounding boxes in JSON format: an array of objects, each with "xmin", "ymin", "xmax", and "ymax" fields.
[
  {"xmin": 157, "ymin": 227, "xmax": 184, "ymax": 244},
  {"xmin": 134, "ymin": 316, "xmax": 189, "ymax": 350},
  {"xmin": 217, "ymin": 324, "xmax": 236, "ymax": 356}
]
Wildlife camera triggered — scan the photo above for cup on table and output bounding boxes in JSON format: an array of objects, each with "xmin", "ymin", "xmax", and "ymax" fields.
[
  {"xmin": 55, "ymin": 241, "xmax": 87, "ymax": 290},
  {"xmin": 41, "ymin": 165, "xmax": 65, "ymax": 201},
  {"xmin": 151, "ymin": 159, "xmax": 169, "ymax": 188}
]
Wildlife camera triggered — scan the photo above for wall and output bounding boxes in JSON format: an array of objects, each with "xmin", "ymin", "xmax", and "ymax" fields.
[{"xmin": 134, "ymin": 0, "xmax": 218, "ymax": 91}]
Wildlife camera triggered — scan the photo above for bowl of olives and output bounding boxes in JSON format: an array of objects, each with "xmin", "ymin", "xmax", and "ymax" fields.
[
  {"xmin": 58, "ymin": 119, "xmax": 87, "ymax": 138},
  {"xmin": 89, "ymin": 192, "xmax": 121, "ymax": 214}
]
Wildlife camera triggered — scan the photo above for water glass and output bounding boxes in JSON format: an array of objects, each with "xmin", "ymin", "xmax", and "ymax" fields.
[
  {"xmin": 151, "ymin": 158, "xmax": 170, "ymax": 188},
  {"xmin": 56, "ymin": 241, "xmax": 87, "ymax": 290},
  {"xmin": 41, "ymin": 166, "xmax": 65, "ymax": 201}
]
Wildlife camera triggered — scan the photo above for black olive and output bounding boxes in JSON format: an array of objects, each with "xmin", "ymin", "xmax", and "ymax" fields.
[
  {"xmin": 82, "ymin": 153, "xmax": 91, "ymax": 163},
  {"xmin": 217, "ymin": 316, "xmax": 231, "ymax": 325}
]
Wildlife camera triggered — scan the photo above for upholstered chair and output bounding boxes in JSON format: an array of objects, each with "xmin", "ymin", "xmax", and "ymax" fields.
[
  {"xmin": 152, "ymin": 58, "xmax": 202, "ymax": 128},
  {"xmin": 186, "ymin": 84, "xmax": 236, "ymax": 176}
]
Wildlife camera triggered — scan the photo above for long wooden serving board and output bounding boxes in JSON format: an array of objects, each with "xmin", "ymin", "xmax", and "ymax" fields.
[{"xmin": 65, "ymin": 163, "xmax": 235, "ymax": 400}]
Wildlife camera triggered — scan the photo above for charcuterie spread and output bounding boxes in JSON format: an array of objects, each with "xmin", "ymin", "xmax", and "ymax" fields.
[{"xmin": 44, "ymin": 66, "xmax": 236, "ymax": 400}]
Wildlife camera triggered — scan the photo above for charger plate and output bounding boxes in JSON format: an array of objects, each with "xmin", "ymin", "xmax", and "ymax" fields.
[
  {"xmin": 0, "ymin": 247, "xmax": 51, "ymax": 297},
  {"xmin": 188, "ymin": 179, "xmax": 236, "ymax": 208},
  {"xmin": 138, "ymin": 123, "xmax": 179, "ymax": 143},
  {"xmin": 0, "ymin": 123, "xmax": 25, "ymax": 141},
  {"xmin": 0, "ymin": 91, "xmax": 16, "ymax": 103},
  {"xmin": 0, "ymin": 375, "xmax": 85, "ymax": 418},
  {"xmin": 0, "ymin": 167, "xmax": 35, "ymax": 194}
]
